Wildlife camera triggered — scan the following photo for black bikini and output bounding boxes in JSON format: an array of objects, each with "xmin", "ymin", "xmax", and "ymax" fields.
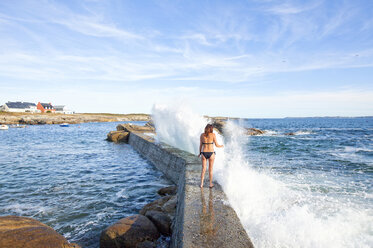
[
  {"xmin": 200, "ymin": 142, "xmax": 215, "ymax": 159},
  {"xmin": 200, "ymin": 151, "xmax": 215, "ymax": 159}
]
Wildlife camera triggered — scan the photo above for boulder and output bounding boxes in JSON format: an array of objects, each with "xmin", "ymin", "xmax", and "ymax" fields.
[
  {"xmin": 139, "ymin": 195, "xmax": 172, "ymax": 216},
  {"xmin": 211, "ymin": 119, "xmax": 266, "ymax": 136},
  {"xmin": 116, "ymin": 123, "xmax": 155, "ymax": 133},
  {"xmin": 37, "ymin": 120, "xmax": 46, "ymax": 125},
  {"xmin": 136, "ymin": 240, "xmax": 156, "ymax": 248},
  {"xmin": 285, "ymin": 132, "xmax": 295, "ymax": 136},
  {"xmin": 246, "ymin": 128, "xmax": 266, "ymax": 136},
  {"xmin": 100, "ymin": 215, "xmax": 159, "ymax": 248},
  {"xmin": 107, "ymin": 131, "xmax": 129, "ymax": 143},
  {"xmin": 145, "ymin": 211, "xmax": 172, "ymax": 236},
  {"xmin": 0, "ymin": 215, "xmax": 80, "ymax": 248},
  {"xmin": 144, "ymin": 120, "xmax": 154, "ymax": 128},
  {"xmin": 162, "ymin": 195, "xmax": 177, "ymax": 217},
  {"xmin": 157, "ymin": 186, "xmax": 177, "ymax": 196}
]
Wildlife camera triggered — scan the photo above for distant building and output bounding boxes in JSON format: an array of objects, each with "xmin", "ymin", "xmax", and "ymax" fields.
[
  {"xmin": 54, "ymin": 105, "xmax": 75, "ymax": 114},
  {"xmin": 37, "ymin": 102, "xmax": 56, "ymax": 113},
  {"xmin": 1, "ymin": 101, "xmax": 40, "ymax": 113}
]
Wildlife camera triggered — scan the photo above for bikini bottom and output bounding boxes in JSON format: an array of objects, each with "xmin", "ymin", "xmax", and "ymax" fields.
[{"xmin": 201, "ymin": 152, "xmax": 215, "ymax": 159}]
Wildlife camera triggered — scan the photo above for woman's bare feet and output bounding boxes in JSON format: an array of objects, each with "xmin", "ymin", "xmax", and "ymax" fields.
[
  {"xmin": 209, "ymin": 184, "xmax": 214, "ymax": 188},
  {"xmin": 200, "ymin": 183, "xmax": 204, "ymax": 188}
]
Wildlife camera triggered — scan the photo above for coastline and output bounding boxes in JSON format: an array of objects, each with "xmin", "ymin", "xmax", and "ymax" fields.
[
  {"xmin": 0, "ymin": 112, "xmax": 241, "ymax": 126},
  {"xmin": 0, "ymin": 112, "xmax": 151, "ymax": 125}
]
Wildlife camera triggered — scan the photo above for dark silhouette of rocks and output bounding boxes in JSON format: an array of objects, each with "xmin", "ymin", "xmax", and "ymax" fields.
[{"xmin": 157, "ymin": 186, "xmax": 177, "ymax": 196}]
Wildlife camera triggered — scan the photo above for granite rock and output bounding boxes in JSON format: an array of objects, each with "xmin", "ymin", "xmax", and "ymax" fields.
[
  {"xmin": 247, "ymin": 128, "xmax": 266, "ymax": 135},
  {"xmin": 162, "ymin": 195, "xmax": 177, "ymax": 217},
  {"xmin": 116, "ymin": 123, "xmax": 155, "ymax": 133},
  {"xmin": 157, "ymin": 186, "xmax": 177, "ymax": 196},
  {"xmin": 107, "ymin": 131, "xmax": 130, "ymax": 143},
  {"xmin": 100, "ymin": 214, "xmax": 160, "ymax": 248},
  {"xmin": 139, "ymin": 195, "xmax": 172, "ymax": 216},
  {"xmin": 145, "ymin": 211, "xmax": 172, "ymax": 236},
  {"xmin": 0, "ymin": 215, "xmax": 80, "ymax": 248},
  {"xmin": 136, "ymin": 240, "xmax": 156, "ymax": 248}
]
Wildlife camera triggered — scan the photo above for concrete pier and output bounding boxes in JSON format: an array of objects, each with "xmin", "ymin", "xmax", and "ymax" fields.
[{"xmin": 128, "ymin": 131, "xmax": 254, "ymax": 248}]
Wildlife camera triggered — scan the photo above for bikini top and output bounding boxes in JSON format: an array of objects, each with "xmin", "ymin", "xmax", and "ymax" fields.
[{"xmin": 202, "ymin": 142, "xmax": 213, "ymax": 144}]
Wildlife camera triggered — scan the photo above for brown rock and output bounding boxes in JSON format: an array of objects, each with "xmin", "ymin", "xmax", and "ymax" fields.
[
  {"xmin": 246, "ymin": 128, "xmax": 266, "ymax": 135},
  {"xmin": 100, "ymin": 214, "xmax": 160, "ymax": 248},
  {"xmin": 144, "ymin": 120, "xmax": 154, "ymax": 128},
  {"xmin": 116, "ymin": 123, "xmax": 155, "ymax": 133},
  {"xmin": 0, "ymin": 215, "xmax": 80, "ymax": 248},
  {"xmin": 157, "ymin": 186, "xmax": 177, "ymax": 196},
  {"xmin": 285, "ymin": 132, "xmax": 295, "ymax": 136},
  {"xmin": 139, "ymin": 195, "xmax": 172, "ymax": 216},
  {"xmin": 107, "ymin": 131, "xmax": 129, "ymax": 143},
  {"xmin": 136, "ymin": 240, "xmax": 156, "ymax": 248},
  {"xmin": 37, "ymin": 120, "xmax": 46, "ymax": 125},
  {"xmin": 162, "ymin": 195, "xmax": 177, "ymax": 216},
  {"xmin": 145, "ymin": 211, "xmax": 172, "ymax": 236},
  {"xmin": 211, "ymin": 119, "xmax": 266, "ymax": 136}
]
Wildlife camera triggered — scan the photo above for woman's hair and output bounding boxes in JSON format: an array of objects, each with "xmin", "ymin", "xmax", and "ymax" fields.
[{"xmin": 204, "ymin": 124, "xmax": 214, "ymax": 137}]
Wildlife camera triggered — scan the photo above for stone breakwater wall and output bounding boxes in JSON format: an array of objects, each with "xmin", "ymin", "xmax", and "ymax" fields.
[{"xmin": 128, "ymin": 131, "xmax": 254, "ymax": 248}]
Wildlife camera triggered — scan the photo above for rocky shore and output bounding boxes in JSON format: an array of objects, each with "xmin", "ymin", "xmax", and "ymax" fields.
[
  {"xmin": 101, "ymin": 186, "xmax": 177, "ymax": 248},
  {"xmin": 0, "ymin": 112, "xmax": 150, "ymax": 125},
  {"xmin": 0, "ymin": 185, "xmax": 177, "ymax": 248}
]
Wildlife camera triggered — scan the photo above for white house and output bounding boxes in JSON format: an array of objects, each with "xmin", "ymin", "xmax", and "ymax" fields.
[
  {"xmin": 1, "ymin": 102, "xmax": 41, "ymax": 113},
  {"xmin": 54, "ymin": 105, "xmax": 75, "ymax": 114}
]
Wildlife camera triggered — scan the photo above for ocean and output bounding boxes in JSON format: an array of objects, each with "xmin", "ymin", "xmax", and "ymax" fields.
[
  {"xmin": 1, "ymin": 113, "xmax": 372, "ymax": 248},
  {"xmin": 0, "ymin": 122, "xmax": 171, "ymax": 248},
  {"xmin": 152, "ymin": 105, "xmax": 373, "ymax": 248}
]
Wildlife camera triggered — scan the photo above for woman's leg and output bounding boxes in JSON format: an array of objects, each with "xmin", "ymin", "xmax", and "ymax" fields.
[
  {"xmin": 208, "ymin": 154, "xmax": 215, "ymax": 187},
  {"xmin": 200, "ymin": 155, "xmax": 207, "ymax": 188}
]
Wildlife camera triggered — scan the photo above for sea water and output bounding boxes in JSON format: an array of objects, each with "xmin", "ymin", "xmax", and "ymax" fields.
[
  {"xmin": 152, "ymin": 104, "xmax": 373, "ymax": 248},
  {"xmin": 0, "ymin": 122, "xmax": 171, "ymax": 248}
]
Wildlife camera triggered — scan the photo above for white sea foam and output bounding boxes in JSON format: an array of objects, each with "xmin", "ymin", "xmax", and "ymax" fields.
[
  {"xmin": 294, "ymin": 130, "xmax": 313, "ymax": 135},
  {"xmin": 152, "ymin": 103, "xmax": 373, "ymax": 248},
  {"xmin": 344, "ymin": 146, "xmax": 373, "ymax": 153},
  {"xmin": 262, "ymin": 130, "xmax": 279, "ymax": 136},
  {"xmin": 260, "ymin": 130, "xmax": 313, "ymax": 136},
  {"xmin": 4, "ymin": 203, "xmax": 53, "ymax": 216},
  {"xmin": 152, "ymin": 103, "xmax": 207, "ymax": 154},
  {"xmin": 116, "ymin": 188, "xmax": 128, "ymax": 199},
  {"xmin": 143, "ymin": 132, "xmax": 156, "ymax": 137}
]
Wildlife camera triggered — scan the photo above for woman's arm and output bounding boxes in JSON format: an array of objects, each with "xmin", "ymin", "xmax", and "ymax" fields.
[
  {"xmin": 213, "ymin": 134, "xmax": 224, "ymax": 148},
  {"xmin": 198, "ymin": 134, "xmax": 203, "ymax": 157}
]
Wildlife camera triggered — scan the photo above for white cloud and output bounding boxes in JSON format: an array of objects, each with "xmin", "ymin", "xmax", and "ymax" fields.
[
  {"xmin": 266, "ymin": 1, "xmax": 321, "ymax": 15},
  {"xmin": 53, "ymin": 17, "xmax": 143, "ymax": 39}
]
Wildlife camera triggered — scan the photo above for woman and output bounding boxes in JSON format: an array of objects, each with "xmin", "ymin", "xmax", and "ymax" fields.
[{"xmin": 198, "ymin": 124, "xmax": 224, "ymax": 188}]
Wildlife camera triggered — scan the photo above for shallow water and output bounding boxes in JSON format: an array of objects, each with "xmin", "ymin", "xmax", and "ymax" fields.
[{"xmin": 0, "ymin": 122, "xmax": 171, "ymax": 247}]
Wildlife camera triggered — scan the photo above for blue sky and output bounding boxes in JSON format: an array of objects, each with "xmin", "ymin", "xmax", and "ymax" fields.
[{"xmin": 0, "ymin": 0, "xmax": 372, "ymax": 117}]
